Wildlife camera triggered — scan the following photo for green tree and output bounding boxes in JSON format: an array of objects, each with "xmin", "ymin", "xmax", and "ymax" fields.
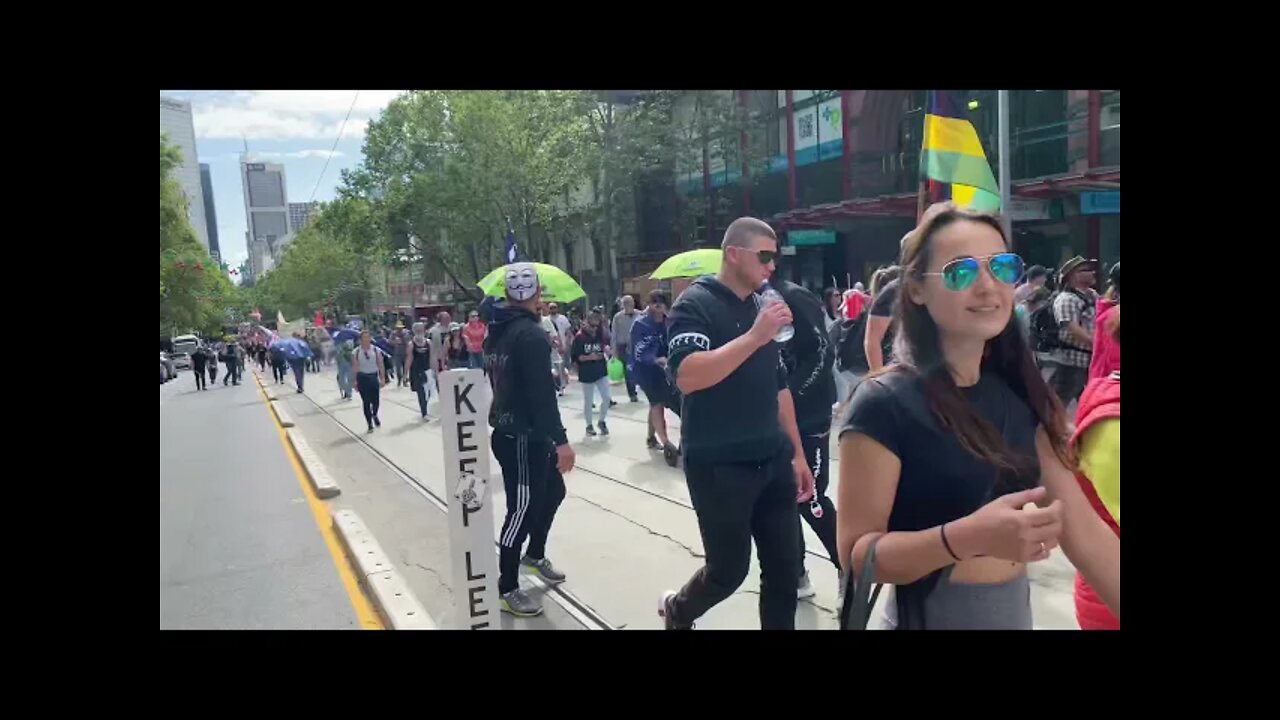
[
  {"xmin": 253, "ymin": 213, "xmax": 372, "ymax": 320},
  {"xmin": 160, "ymin": 134, "xmax": 240, "ymax": 337}
]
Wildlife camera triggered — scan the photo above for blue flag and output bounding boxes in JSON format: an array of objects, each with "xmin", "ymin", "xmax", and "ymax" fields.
[{"xmin": 504, "ymin": 223, "xmax": 520, "ymax": 264}]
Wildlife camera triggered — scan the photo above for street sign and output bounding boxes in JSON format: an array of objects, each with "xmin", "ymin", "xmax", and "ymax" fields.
[
  {"xmin": 788, "ymin": 229, "xmax": 836, "ymax": 246},
  {"xmin": 439, "ymin": 369, "xmax": 500, "ymax": 630},
  {"xmin": 1080, "ymin": 191, "xmax": 1120, "ymax": 215}
]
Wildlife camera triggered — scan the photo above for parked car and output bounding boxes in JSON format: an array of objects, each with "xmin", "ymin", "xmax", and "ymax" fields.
[{"xmin": 160, "ymin": 352, "xmax": 177, "ymax": 382}]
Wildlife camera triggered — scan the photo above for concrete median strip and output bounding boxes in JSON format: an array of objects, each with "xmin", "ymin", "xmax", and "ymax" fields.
[
  {"xmin": 333, "ymin": 508, "xmax": 436, "ymax": 630},
  {"xmin": 286, "ymin": 430, "xmax": 341, "ymax": 499},
  {"xmin": 273, "ymin": 403, "xmax": 296, "ymax": 428}
]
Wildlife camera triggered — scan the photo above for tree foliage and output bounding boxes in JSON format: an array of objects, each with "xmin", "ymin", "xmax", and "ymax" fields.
[
  {"xmin": 160, "ymin": 135, "xmax": 243, "ymax": 337},
  {"xmin": 265, "ymin": 90, "xmax": 760, "ymax": 308},
  {"xmin": 253, "ymin": 205, "xmax": 373, "ymax": 320}
]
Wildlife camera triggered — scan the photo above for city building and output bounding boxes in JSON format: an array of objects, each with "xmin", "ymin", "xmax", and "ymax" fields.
[
  {"xmin": 199, "ymin": 163, "xmax": 221, "ymax": 264},
  {"xmin": 289, "ymin": 202, "xmax": 319, "ymax": 234},
  {"xmin": 621, "ymin": 90, "xmax": 1120, "ymax": 294},
  {"xmin": 241, "ymin": 159, "xmax": 291, "ymax": 279},
  {"xmin": 159, "ymin": 96, "xmax": 210, "ymax": 252}
]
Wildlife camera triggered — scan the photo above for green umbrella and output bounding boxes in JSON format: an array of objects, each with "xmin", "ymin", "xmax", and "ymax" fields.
[
  {"xmin": 649, "ymin": 248, "xmax": 723, "ymax": 280},
  {"xmin": 477, "ymin": 262, "xmax": 586, "ymax": 303}
]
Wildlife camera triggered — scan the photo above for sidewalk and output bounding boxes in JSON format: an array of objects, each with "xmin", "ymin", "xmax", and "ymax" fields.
[{"xmin": 271, "ymin": 364, "xmax": 1080, "ymax": 630}]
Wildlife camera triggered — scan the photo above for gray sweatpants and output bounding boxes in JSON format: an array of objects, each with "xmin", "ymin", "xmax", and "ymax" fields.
[{"xmin": 878, "ymin": 567, "xmax": 1032, "ymax": 630}]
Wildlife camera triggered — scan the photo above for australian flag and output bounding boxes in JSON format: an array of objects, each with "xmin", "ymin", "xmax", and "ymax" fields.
[{"xmin": 504, "ymin": 222, "xmax": 520, "ymax": 264}]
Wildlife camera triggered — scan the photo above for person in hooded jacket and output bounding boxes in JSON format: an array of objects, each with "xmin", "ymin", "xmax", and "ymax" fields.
[
  {"xmin": 484, "ymin": 263, "xmax": 576, "ymax": 619},
  {"xmin": 776, "ymin": 278, "xmax": 840, "ymax": 600}
]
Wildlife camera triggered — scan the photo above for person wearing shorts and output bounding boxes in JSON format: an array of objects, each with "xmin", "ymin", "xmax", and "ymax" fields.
[{"xmin": 630, "ymin": 289, "xmax": 679, "ymax": 466}]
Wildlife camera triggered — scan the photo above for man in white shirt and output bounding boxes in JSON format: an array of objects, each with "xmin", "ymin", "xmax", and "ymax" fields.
[
  {"xmin": 426, "ymin": 311, "xmax": 452, "ymax": 394},
  {"xmin": 610, "ymin": 295, "xmax": 640, "ymax": 402},
  {"xmin": 548, "ymin": 302, "xmax": 572, "ymax": 394}
]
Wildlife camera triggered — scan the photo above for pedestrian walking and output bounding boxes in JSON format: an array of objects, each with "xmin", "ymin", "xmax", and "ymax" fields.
[
  {"xmin": 1088, "ymin": 261, "xmax": 1119, "ymax": 381},
  {"xmin": 406, "ymin": 322, "xmax": 434, "ymax": 419},
  {"xmin": 463, "ymin": 310, "xmax": 487, "ymax": 370},
  {"xmin": 630, "ymin": 290, "xmax": 680, "ymax": 466},
  {"xmin": 391, "ymin": 326, "xmax": 407, "ymax": 387},
  {"xmin": 308, "ymin": 334, "xmax": 323, "ymax": 373},
  {"xmin": 1048, "ymin": 256, "xmax": 1099, "ymax": 408},
  {"xmin": 610, "ymin": 295, "xmax": 641, "ymax": 402},
  {"xmin": 1013, "ymin": 264, "xmax": 1050, "ymax": 307},
  {"xmin": 448, "ymin": 324, "xmax": 468, "ymax": 370},
  {"xmin": 1016, "ymin": 286, "xmax": 1053, "ymax": 352},
  {"xmin": 270, "ymin": 342, "xmax": 288, "ymax": 384},
  {"xmin": 539, "ymin": 304, "xmax": 564, "ymax": 395},
  {"xmin": 426, "ymin": 312, "xmax": 451, "ymax": 396},
  {"xmin": 335, "ymin": 338, "xmax": 355, "ymax": 400},
  {"xmin": 572, "ymin": 309, "xmax": 612, "ymax": 437},
  {"xmin": 288, "ymin": 332, "xmax": 312, "ymax": 393},
  {"xmin": 354, "ymin": 330, "xmax": 386, "ymax": 433},
  {"xmin": 835, "ymin": 203, "xmax": 1119, "ymax": 630},
  {"xmin": 208, "ymin": 342, "xmax": 220, "ymax": 385},
  {"xmin": 548, "ymin": 303, "xmax": 573, "ymax": 392},
  {"xmin": 775, "ymin": 278, "xmax": 840, "ymax": 600},
  {"xmin": 484, "ymin": 262, "xmax": 576, "ymax": 618},
  {"xmin": 1072, "ymin": 306, "xmax": 1120, "ymax": 630},
  {"xmin": 822, "ymin": 287, "xmax": 842, "ymax": 333},
  {"xmin": 657, "ymin": 217, "xmax": 816, "ymax": 631},
  {"xmin": 191, "ymin": 344, "xmax": 208, "ymax": 391},
  {"xmin": 222, "ymin": 340, "xmax": 241, "ymax": 386}
]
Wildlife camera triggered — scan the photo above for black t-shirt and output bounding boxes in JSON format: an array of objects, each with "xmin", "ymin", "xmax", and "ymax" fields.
[
  {"xmin": 667, "ymin": 276, "xmax": 789, "ymax": 464},
  {"xmin": 867, "ymin": 278, "xmax": 900, "ymax": 364},
  {"xmin": 776, "ymin": 280, "xmax": 836, "ymax": 436},
  {"xmin": 839, "ymin": 370, "xmax": 1040, "ymax": 532},
  {"xmin": 571, "ymin": 331, "xmax": 608, "ymax": 383}
]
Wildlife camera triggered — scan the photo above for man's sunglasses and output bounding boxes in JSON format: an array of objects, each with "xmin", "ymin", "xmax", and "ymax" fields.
[
  {"xmin": 731, "ymin": 246, "xmax": 778, "ymax": 265},
  {"xmin": 923, "ymin": 252, "xmax": 1025, "ymax": 292}
]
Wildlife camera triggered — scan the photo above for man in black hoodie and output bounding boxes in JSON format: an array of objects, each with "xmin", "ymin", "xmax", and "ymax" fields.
[
  {"xmin": 775, "ymin": 279, "xmax": 840, "ymax": 600},
  {"xmin": 483, "ymin": 262, "xmax": 576, "ymax": 618},
  {"xmin": 658, "ymin": 217, "xmax": 816, "ymax": 630}
]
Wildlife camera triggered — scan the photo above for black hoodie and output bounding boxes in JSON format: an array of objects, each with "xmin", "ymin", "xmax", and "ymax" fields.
[
  {"xmin": 484, "ymin": 303, "xmax": 568, "ymax": 446},
  {"xmin": 666, "ymin": 276, "xmax": 789, "ymax": 464},
  {"xmin": 776, "ymin": 280, "xmax": 837, "ymax": 436}
]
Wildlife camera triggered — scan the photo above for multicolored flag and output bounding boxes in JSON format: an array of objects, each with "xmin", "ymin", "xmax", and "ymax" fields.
[{"xmin": 920, "ymin": 91, "xmax": 1001, "ymax": 212}]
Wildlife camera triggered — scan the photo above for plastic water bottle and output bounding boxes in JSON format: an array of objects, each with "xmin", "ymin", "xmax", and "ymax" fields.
[{"xmin": 759, "ymin": 284, "xmax": 794, "ymax": 343}]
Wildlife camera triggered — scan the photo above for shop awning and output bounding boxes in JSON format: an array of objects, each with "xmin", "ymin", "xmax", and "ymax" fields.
[{"xmin": 770, "ymin": 167, "xmax": 1120, "ymax": 229}]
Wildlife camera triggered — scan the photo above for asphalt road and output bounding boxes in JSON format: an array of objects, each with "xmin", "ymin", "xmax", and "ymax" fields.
[{"xmin": 159, "ymin": 370, "xmax": 364, "ymax": 629}]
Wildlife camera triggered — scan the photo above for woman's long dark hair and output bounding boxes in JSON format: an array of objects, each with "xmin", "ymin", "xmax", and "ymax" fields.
[
  {"xmin": 882, "ymin": 207, "xmax": 1073, "ymax": 473},
  {"xmin": 822, "ymin": 287, "xmax": 840, "ymax": 321}
]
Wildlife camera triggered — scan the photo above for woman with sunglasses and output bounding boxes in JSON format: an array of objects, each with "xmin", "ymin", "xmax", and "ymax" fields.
[{"xmin": 836, "ymin": 204, "xmax": 1119, "ymax": 630}]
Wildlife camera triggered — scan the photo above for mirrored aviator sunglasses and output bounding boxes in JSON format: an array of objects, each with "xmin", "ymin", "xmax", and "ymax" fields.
[{"xmin": 927, "ymin": 253, "xmax": 1025, "ymax": 292}]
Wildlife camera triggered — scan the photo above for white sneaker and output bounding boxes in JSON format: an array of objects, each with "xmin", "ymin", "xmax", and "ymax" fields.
[{"xmin": 797, "ymin": 572, "xmax": 817, "ymax": 599}]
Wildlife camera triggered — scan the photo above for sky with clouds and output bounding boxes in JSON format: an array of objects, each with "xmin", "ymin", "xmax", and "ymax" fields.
[{"xmin": 160, "ymin": 90, "xmax": 405, "ymax": 272}]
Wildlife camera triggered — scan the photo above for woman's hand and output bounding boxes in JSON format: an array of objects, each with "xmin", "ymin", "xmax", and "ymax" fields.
[{"xmin": 950, "ymin": 486, "xmax": 1063, "ymax": 564}]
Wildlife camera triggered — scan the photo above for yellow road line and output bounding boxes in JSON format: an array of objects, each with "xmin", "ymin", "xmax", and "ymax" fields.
[{"xmin": 252, "ymin": 373, "xmax": 385, "ymax": 630}]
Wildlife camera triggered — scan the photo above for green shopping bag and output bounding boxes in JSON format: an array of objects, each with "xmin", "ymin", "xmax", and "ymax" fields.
[{"xmin": 607, "ymin": 357, "xmax": 625, "ymax": 383}]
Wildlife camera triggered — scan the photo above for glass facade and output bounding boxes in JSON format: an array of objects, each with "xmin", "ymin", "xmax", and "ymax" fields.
[{"xmin": 630, "ymin": 90, "xmax": 1118, "ymax": 292}]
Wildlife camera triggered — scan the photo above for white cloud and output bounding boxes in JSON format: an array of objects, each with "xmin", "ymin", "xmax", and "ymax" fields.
[
  {"xmin": 257, "ymin": 149, "xmax": 346, "ymax": 160},
  {"xmin": 186, "ymin": 90, "xmax": 404, "ymax": 141}
]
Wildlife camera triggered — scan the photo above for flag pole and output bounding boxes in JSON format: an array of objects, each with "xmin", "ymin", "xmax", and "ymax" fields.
[
  {"xmin": 917, "ymin": 90, "xmax": 931, "ymax": 222},
  {"xmin": 997, "ymin": 90, "xmax": 1013, "ymax": 239}
]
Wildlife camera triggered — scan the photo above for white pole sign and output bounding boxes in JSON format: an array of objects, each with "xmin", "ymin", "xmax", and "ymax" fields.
[{"xmin": 439, "ymin": 368, "xmax": 500, "ymax": 630}]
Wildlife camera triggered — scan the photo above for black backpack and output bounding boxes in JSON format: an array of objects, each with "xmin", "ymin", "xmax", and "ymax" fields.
[
  {"xmin": 834, "ymin": 310, "xmax": 870, "ymax": 374},
  {"xmin": 1030, "ymin": 290, "xmax": 1087, "ymax": 353}
]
